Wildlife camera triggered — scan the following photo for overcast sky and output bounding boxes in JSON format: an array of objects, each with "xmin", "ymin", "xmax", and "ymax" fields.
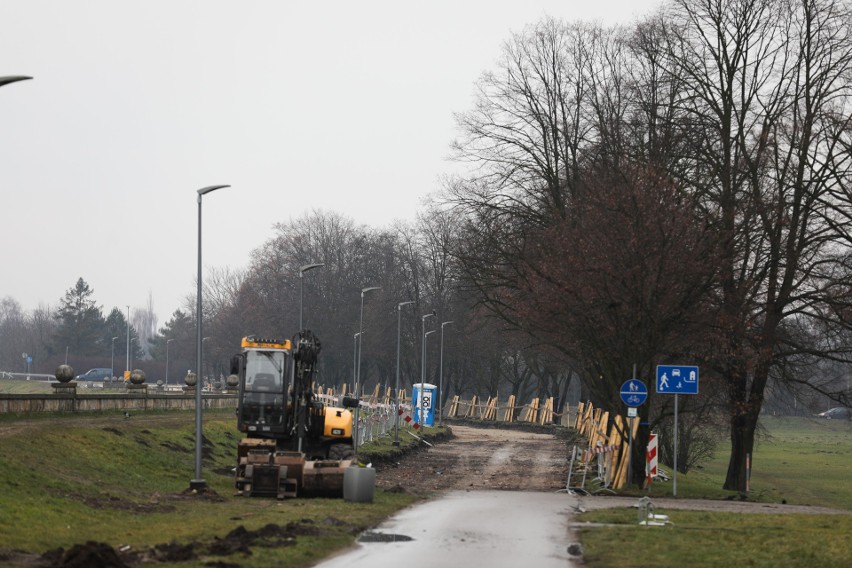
[{"xmin": 0, "ymin": 0, "xmax": 662, "ymax": 324}]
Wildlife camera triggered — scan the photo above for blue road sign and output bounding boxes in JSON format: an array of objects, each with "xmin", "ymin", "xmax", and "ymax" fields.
[
  {"xmin": 620, "ymin": 379, "xmax": 648, "ymax": 407},
  {"xmin": 656, "ymin": 365, "xmax": 699, "ymax": 394}
]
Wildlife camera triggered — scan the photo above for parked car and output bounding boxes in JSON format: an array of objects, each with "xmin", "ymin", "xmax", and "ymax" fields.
[
  {"xmin": 76, "ymin": 368, "xmax": 114, "ymax": 381},
  {"xmin": 815, "ymin": 407, "xmax": 851, "ymax": 420}
]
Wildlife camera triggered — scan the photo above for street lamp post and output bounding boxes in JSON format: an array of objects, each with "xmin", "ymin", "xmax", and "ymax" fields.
[
  {"xmin": 2, "ymin": 77, "xmax": 32, "ymax": 378},
  {"xmin": 355, "ymin": 286, "xmax": 381, "ymax": 452},
  {"xmin": 422, "ymin": 330, "xmax": 435, "ymax": 424},
  {"xmin": 352, "ymin": 332, "xmax": 361, "ymax": 386},
  {"xmin": 166, "ymin": 338, "xmax": 175, "ymax": 386},
  {"xmin": 192, "ymin": 184, "xmax": 230, "ymax": 492},
  {"xmin": 351, "ymin": 331, "xmax": 360, "ymax": 449},
  {"xmin": 202, "ymin": 337, "xmax": 210, "ymax": 388},
  {"xmin": 64, "ymin": 346, "xmax": 69, "ymax": 365},
  {"xmin": 299, "ymin": 263, "xmax": 324, "ymax": 330},
  {"xmin": 439, "ymin": 321, "xmax": 454, "ymax": 426},
  {"xmin": 394, "ymin": 301, "xmax": 415, "ymax": 446},
  {"xmin": 125, "ymin": 305, "xmax": 130, "ymax": 379},
  {"xmin": 356, "ymin": 287, "xmax": 381, "ymax": 388},
  {"xmin": 111, "ymin": 337, "xmax": 118, "ymax": 378},
  {"xmin": 420, "ymin": 312, "xmax": 436, "ymax": 422}
]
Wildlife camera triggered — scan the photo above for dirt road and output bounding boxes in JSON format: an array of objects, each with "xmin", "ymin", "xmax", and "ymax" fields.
[
  {"xmin": 375, "ymin": 422, "xmax": 849, "ymax": 515},
  {"xmin": 375, "ymin": 423, "xmax": 571, "ymax": 495}
]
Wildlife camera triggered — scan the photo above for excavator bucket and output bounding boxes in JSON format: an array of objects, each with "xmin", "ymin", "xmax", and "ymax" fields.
[{"xmin": 301, "ymin": 459, "xmax": 353, "ymax": 496}]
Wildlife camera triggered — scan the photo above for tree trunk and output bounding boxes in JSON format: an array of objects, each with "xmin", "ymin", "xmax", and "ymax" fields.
[
  {"xmin": 630, "ymin": 425, "xmax": 650, "ymax": 488},
  {"xmin": 723, "ymin": 330, "xmax": 775, "ymax": 491},
  {"xmin": 723, "ymin": 410, "xmax": 757, "ymax": 492}
]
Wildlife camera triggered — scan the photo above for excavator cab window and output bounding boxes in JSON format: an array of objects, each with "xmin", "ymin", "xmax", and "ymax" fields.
[{"xmin": 238, "ymin": 349, "xmax": 289, "ymax": 435}]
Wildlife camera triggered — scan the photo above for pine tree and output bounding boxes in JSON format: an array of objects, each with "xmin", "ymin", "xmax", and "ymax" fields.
[
  {"xmin": 103, "ymin": 307, "xmax": 143, "ymax": 367},
  {"xmin": 53, "ymin": 278, "xmax": 105, "ymax": 357}
]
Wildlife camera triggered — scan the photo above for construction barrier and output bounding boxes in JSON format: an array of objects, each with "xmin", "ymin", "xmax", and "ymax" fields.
[
  {"xmin": 646, "ymin": 432, "xmax": 658, "ymax": 486},
  {"xmin": 442, "ymin": 393, "xmax": 575, "ymax": 427},
  {"xmin": 563, "ymin": 400, "xmax": 640, "ymax": 494},
  {"xmin": 316, "ymin": 387, "xmax": 632, "ymax": 443}
]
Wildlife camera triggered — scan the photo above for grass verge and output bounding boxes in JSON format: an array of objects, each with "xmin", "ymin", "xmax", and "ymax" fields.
[
  {"xmin": 581, "ymin": 416, "xmax": 851, "ymax": 567},
  {"xmin": 617, "ymin": 416, "xmax": 852, "ymax": 508},
  {"xmin": 579, "ymin": 508, "xmax": 852, "ymax": 568},
  {"xmin": 0, "ymin": 409, "xmax": 428, "ymax": 567}
]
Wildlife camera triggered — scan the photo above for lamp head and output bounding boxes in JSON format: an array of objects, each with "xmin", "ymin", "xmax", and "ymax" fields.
[
  {"xmin": 0, "ymin": 76, "xmax": 32, "ymax": 88},
  {"xmin": 300, "ymin": 263, "xmax": 325, "ymax": 275},
  {"xmin": 361, "ymin": 286, "xmax": 382, "ymax": 297}
]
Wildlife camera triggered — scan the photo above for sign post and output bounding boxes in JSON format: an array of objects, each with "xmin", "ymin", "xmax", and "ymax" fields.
[
  {"xmin": 656, "ymin": 365, "xmax": 699, "ymax": 497},
  {"xmin": 620, "ymin": 371, "xmax": 648, "ymax": 486}
]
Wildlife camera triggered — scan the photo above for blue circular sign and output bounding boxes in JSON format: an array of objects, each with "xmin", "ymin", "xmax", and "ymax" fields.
[{"xmin": 620, "ymin": 380, "xmax": 648, "ymax": 407}]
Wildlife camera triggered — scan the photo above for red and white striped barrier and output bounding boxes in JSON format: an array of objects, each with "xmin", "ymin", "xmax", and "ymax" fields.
[
  {"xmin": 646, "ymin": 432, "xmax": 658, "ymax": 485},
  {"xmin": 398, "ymin": 408, "xmax": 421, "ymax": 430}
]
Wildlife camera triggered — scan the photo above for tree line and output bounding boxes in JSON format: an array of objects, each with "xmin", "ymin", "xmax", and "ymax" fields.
[{"xmin": 0, "ymin": 278, "xmax": 150, "ymax": 376}]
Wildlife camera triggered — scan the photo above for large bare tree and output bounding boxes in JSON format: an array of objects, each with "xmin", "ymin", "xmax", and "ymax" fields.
[
  {"xmin": 663, "ymin": 0, "xmax": 852, "ymax": 491},
  {"xmin": 446, "ymin": 0, "xmax": 852, "ymax": 491}
]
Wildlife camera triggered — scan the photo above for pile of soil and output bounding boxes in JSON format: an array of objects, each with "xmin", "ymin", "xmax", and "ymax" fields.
[{"xmin": 34, "ymin": 518, "xmax": 359, "ymax": 568}]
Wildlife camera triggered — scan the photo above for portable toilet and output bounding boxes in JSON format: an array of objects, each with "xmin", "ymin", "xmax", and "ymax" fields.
[{"xmin": 411, "ymin": 382, "xmax": 437, "ymax": 427}]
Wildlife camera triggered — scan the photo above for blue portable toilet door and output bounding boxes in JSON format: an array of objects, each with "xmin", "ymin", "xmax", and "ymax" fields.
[{"xmin": 412, "ymin": 383, "xmax": 437, "ymax": 427}]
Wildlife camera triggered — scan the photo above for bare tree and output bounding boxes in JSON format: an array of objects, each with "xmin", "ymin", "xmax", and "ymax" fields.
[
  {"xmin": 0, "ymin": 297, "xmax": 29, "ymax": 372},
  {"xmin": 662, "ymin": 0, "xmax": 852, "ymax": 491},
  {"xmin": 450, "ymin": 18, "xmax": 606, "ymax": 226}
]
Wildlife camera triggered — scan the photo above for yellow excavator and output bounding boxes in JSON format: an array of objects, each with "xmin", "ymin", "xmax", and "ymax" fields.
[{"xmin": 230, "ymin": 330, "xmax": 358, "ymax": 498}]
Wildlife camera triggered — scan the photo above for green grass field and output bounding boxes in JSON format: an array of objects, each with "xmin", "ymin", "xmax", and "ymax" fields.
[
  {"xmin": 0, "ymin": 409, "xmax": 434, "ymax": 567},
  {"xmin": 0, "ymin": 379, "xmax": 53, "ymax": 395},
  {"xmin": 581, "ymin": 509, "xmax": 852, "ymax": 568},
  {"xmin": 625, "ymin": 415, "xmax": 852, "ymax": 508},
  {"xmin": 581, "ymin": 416, "xmax": 852, "ymax": 567}
]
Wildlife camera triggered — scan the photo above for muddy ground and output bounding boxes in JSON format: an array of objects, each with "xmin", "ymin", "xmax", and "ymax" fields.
[{"xmin": 373, "ymin": 422, "xmax": 571, "ymax": 495}]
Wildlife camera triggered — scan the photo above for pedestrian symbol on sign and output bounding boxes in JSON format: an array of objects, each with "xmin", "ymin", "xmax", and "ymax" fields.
[
  {"xmin": 656, "ymin": 365, "xmax": 699, "ymax": 394},
  {"xmin": 619, "ymin": 380, "xmax": 648, "ymax": 407}
]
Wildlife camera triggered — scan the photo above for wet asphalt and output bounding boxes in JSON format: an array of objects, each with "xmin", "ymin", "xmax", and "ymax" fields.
[{"xmin": 314, "ymin": 490, "xmax": 581, "ymax": 567}]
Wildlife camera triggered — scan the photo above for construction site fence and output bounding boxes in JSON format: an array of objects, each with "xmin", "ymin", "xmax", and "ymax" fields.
[
  {"xmin": 317, "ymin": 385, "xmax": 577, "ymax": 430},
  {"xmin": 563, "ymin": 400, "xmax": 643, "ymax": 493},
  {"xmin": 314, "ymin": 392, "xmax": 393, "ymax": 447},
  {"xmin": 442, "ymin": 394, "xmax": 575, "ymax": 427}
]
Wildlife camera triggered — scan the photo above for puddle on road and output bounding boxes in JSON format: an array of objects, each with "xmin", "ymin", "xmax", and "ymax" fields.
[{"xmin": 358, "ymin": 531, "xmax": 414, "ymax": 543}]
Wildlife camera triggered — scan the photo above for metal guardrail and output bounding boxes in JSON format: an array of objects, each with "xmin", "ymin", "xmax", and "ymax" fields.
[
  {"xmin": 355, "ymin": 402, "xmax": 395, "ymax": 445},
  {"xmin": 0, "ymin": 371, "xmax": 54, "ymax": 381}
]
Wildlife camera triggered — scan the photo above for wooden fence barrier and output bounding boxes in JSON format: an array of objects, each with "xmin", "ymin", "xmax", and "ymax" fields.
[
  {"xmin": 566, "ymin": 399, "xmax": 640, "ymax": 491},
  {"xmin": 312, "ymin": 388, "xmax": 583, "ymax": 428}
]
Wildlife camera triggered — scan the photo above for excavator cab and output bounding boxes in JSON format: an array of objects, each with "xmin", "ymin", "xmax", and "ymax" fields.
[{"xmin": 235, "ymin": 345, "xmax": 290, "ymax": 436}]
